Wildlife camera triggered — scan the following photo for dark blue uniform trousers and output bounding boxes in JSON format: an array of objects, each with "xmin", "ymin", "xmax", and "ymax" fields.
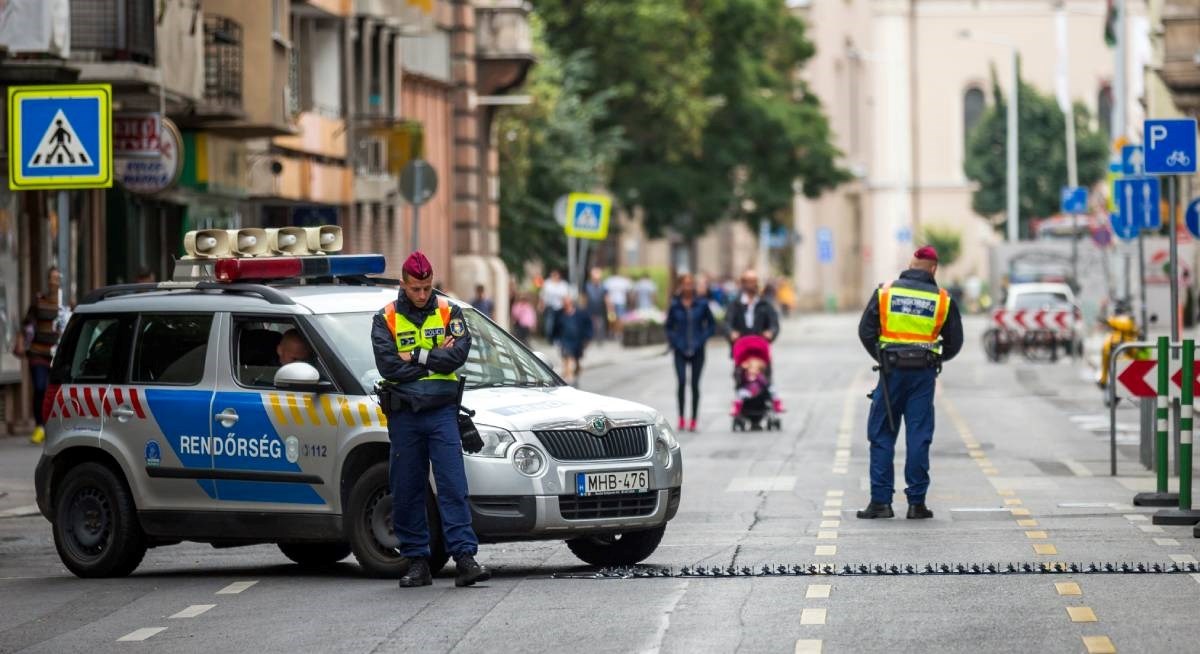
[
  {"xmin": 388, "ymin": 404, "xmax": 479, "ymax": 559},
  {"xmin": 867, "ymin": 367, "xmax": 938, "ymax": 506}
]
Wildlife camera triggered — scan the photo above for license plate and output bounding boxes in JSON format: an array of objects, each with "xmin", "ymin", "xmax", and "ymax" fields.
[{"xmin": 577, "ymin": 470, "xmax": 650, "ymax": 496}]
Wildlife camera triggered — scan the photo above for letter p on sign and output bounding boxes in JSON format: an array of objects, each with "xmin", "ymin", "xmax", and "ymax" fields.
[{"xmin": 1150, "ymin": 125, "xmax": 1169, "ymax": 149}]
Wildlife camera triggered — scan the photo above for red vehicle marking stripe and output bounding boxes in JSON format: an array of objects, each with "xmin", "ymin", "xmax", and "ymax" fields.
[
  {"xmin": 130, "ymin": 389, "xmax": 146, "ymax": 419},
  {"xmin": 101, "ymin": 387, "xmax": 112, "ymax": 416},
  {"xmin": 114, "ymin": 388, "xmax": 125, "ymax": 406},
  {"xmin": 55, "ymin": 390, "xmax": 68, "ymax": 418},
  {"xmin": 83, "ymin": 387, "xmax": 99, "ymax": 417}
]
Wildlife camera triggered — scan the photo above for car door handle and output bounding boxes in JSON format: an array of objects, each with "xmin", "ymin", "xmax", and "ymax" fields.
[
  {"xmin": 214, "ymin": 409, "xmax": 239, "ymax": 426},
  {"xmin": 112, "ymin": 406, "xmax": 136, "ymax": 421}
]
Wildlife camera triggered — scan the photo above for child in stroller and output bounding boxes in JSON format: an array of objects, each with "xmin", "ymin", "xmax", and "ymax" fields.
[{"xmin": 731, "ymin": 335, "xmax": 784, "ymax": 431}]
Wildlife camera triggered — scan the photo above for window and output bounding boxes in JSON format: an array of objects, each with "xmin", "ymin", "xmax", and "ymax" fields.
[
  {"xmin": 963, "ymin": 87, "xmax": 986, "ymax": 146},
  {"xmin": 1098, "ymin": 85, "xmax": 1114, "ymax": 138},
  {"xmin": 232, "ymin": 318, "xmax": 327, "ymax": 388},
  {"xmin": 132, "ymin": 314, "xmax": 213, "ymax": 386},
  {"xmin": 53, "ymin": 317, "xmax": 130, "ymax": 384}
]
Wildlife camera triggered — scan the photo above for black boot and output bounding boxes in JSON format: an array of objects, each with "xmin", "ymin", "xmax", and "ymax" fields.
[
  {"xmin": 907, "ymin": 504, "xmax": 934, "ymax": 519},
  {"xmin": 454, "ymin": 553, "xmax": 491, "ymax": 587},
  {"xmin": 398, "ymin": 558, "xmax": 432, "ymax": 588},
  {"xmin": 855, "ymin": 502, "xmax": 894, "ymax": 519}
]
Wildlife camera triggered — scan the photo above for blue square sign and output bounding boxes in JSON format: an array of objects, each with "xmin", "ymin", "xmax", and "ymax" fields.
[
  {"xmin": 1143, "ymin": 118, "xmax": 1198, "ymax": 175},
  {"xmin": 8, "ymin": 84, "xmax": 112, "ymax": 190},
  {"xmin": 1060, "ymin": 186, "xmax": 1088, "ymax": 214},
  {"xmin": 1121, "ymin": 145, "xmax": 1144, "ymax": 176},
  {"xmin": 1116, "ymin": 177, "xmax": 1161, "ymax": 230}
]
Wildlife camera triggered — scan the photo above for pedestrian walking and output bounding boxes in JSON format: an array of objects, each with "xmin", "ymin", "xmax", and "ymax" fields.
[
  {"xmin": 17, "ymin": 266, "xmax": 69, "ymax": 445},
  {"xmin": 584, "ymin": 267, "xmax": 609, "ymax": 341},
  {"xmin": 372, "ymin": 251, "xmax": 490, "ymax": 588},
  {"xmin": 855, "ymin": 246, "xmax": 963, "ymax": 520},
  {"xmin": 539, "ymin": 269, "xmax": 570, "ymax": 339},
  {"xmin": 664, "ymin": 273, "xmax": 715, "ymax": 432},
  {"xmin": 551, "ymin": 294, "xmax": 593, "ymax": 386},
  {"xmin": 726, "ymin": 269, "xmax": 779, "ymax": 342},
  {"xmin": 510, "ymin": 293, "xmax": 536, "ymax": 345},
  {"xmin": 634, "ymin": 274, "xmax": 658, "ymax": 310},
  {"xmin": 473, "ymin": 284, "xmax": 495, "ymax": 319}
]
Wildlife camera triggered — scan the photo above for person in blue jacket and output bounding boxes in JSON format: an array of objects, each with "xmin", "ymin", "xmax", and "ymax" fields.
[
  {"xmin": 665, "ymin": 273, "xmax": 716, "ymax": 431},
  {"xmin": 551, "ymin": 293, "xmax": 593, "ymax": 386}
]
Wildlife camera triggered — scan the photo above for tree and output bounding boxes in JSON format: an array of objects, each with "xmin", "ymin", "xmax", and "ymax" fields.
[
  {"xmin": 534, "ymin": 0, "xmax": 849, "ymax": 238},
  {"xmin": 919, "ymin": 225, "xmax": 962, "ymax": 268},
  {"xmin": 963, "ymin": 68, "xmax": 1110, "ymax": 238},
  {"xmin": 496, "ymin": 30, "xmax": 624, "ymax": 276}
]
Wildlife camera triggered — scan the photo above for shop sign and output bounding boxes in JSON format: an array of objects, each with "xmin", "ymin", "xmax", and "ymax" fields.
[
  {"xmin": 115, "ymin": 117, "xmax": 183, "ymax": 195},
  {"xmin": 113, "ymin": 113, "xmax": 161, "ymax": 157}
]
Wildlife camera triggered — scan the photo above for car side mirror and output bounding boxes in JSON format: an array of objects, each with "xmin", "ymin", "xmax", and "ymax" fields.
[{"xmin": 274, "ymin": 362, "xmax": 332, "ymax": 392}]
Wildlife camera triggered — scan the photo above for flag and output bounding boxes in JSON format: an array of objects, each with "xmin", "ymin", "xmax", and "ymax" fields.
[{"xmin": 1104, "ymin": 0, "xmax": 1117, "ymax": 47}]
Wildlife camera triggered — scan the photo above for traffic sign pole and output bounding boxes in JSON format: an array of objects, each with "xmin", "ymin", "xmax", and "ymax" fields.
[
  {"xmin": 1154, "ymin": 338, "xmax": 1200, "ymax": 524},
  {"xmin": 1135, "ymin": 336, "xmax": 1180, "ymax": 506}
]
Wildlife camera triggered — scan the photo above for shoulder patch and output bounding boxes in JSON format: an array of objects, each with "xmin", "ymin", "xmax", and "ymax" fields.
[{"xmin": 449, "ymin": 318, "xmax": 466, "ymax": 337}]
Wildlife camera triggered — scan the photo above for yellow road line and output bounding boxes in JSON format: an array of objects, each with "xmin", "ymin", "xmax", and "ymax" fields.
[
  {"xmin": 1082, "ymin": 636, "xmax": 1116, "ymax": 653},
  {"xmin": 1055, "ymin": 582, "xmax": 1082, "ymax": 596},
  {"xmin": 1016, "ymin": 519, "xmax": 1039, "ymax": 528},
  {"xmin": 1025, "ymin": 531, "xmax": 1048, "ymax": 540},
  {"xmin": 1067, "ymin": 606, "xmax": 1098, "ymax": 623},
  {"xmin": 1033, "ymin": 544, "xmax": 1058, "ymax": 555}
]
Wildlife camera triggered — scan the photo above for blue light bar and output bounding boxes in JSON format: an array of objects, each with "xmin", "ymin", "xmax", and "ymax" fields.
[{"xmin": 322, "ymin": 254, "xmax": 387, "ymax": 277}]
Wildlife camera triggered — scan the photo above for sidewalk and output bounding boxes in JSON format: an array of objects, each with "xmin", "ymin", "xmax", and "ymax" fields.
[{"xmin": 0, "ymin": 436, "xmax": 40, "ymax": 518}]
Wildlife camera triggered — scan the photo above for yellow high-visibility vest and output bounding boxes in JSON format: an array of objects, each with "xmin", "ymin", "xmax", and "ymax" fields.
[
  {"xmin": 877, "ymin": 283, "xmax": 949, "ymax": 354},
  {"xmin": 384, "ymin": 297, "xmax": 458, "ymax": 386}
]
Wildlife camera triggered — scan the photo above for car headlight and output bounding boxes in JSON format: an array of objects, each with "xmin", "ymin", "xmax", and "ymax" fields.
[
  {"xmin": 653, "ymin": 415, "xmax": 678, "ymax": 468},
  {"xmin": 512, "ymin": 445, "xmax": 545, "ymax": 476},
  {"xmin": 467, "ymin": 425, "xmax": 516, "ymax": 458}
]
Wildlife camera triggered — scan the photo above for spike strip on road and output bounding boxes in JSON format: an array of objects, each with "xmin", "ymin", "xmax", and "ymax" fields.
[{"xmin": 550, "ymin": 561, "xmax": 1200, "ymax": 580}]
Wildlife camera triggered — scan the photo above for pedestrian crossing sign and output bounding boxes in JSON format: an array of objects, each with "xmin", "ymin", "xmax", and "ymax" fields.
[
  {"xmin": 8, "ymin": 84, "xmax": 112, "ymax": 190},
  {"xmin": 563, "ymin": 192, "xmax": 611, "ymax": 240}
]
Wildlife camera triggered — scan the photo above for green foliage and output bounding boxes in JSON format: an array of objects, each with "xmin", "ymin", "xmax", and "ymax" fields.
[
  {"xmin": 919, "ymin": 225, "xmax": 962, "ymax": 268},
  {"xmin": 497, "ymin": 29, "xmax": 625, "ymax": 276},
  {"xmin": 963, "ymin": 67, "xmax": 1109, "ymax": 237}
]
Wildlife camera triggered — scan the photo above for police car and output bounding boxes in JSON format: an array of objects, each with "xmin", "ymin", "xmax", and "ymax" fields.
[{"xmin": 34, "ymin": 227, "xmax": 683, "ymax": 578}]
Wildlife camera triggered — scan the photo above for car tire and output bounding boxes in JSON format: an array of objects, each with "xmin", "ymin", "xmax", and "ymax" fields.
[
  {"xmin": 346, "ymin": 461, "xmax": 449, "ymax": 578},
  {"xmin": 52, "ymin": 462, "xmax": 147, "ymax": 578},
  {"xmin": 278, "ymin": 542, "xmax": 352, "ymax": 567},
  {"xmin": 566, "ymin": 525, "xmax": 667, "ymax": 567}
]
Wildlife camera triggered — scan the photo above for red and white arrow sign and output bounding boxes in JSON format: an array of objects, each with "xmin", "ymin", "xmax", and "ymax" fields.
[
  {"xmin": 1116, "ymin": 358, "xmax": 1200, "ymax": 399},
  {"xmin": 991, "ymin": 309, "xmax": 1076, "ymax": 333}
]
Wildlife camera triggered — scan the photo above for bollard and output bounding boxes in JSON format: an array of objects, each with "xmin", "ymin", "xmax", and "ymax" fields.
[
  {"xmin": 1136, "ymin": 336, "xmax": 1180, "ymax": 506},
  {"xmin": 1157, "ymin": 339, "xmax": 1200, "ymax": 525}
]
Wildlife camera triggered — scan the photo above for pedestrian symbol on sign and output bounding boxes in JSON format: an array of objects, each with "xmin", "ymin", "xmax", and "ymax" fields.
[
  {"xmin": 28, "ymin": 110, "xmax": 90, "ymax": 167},
  {"xmin": 574, "ymin": 202, "xmax": 601, "ymax": 231}
]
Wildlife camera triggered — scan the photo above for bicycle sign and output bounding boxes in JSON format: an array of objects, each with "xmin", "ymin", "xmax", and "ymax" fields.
[{"xmin": 1143, "ymin": 118, "xmax": 1198, "ymax": 175}]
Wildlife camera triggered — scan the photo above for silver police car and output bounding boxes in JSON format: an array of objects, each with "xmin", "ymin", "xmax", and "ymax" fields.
[{"xmin": 34, "ymin": 252, "xmax": 683, "ymax": 578}]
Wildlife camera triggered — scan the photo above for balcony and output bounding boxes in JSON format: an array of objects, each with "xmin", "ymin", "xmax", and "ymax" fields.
[
  {"xmin": 70, "ymin": 0, "xmax": 156, "ymax": 64},
  {"xmin": 475, "ymin": 0, "xmax": 534, "ymax": 96},
  {"xmin": 197, "ymin": 15, "xmax": 246, "ymax": 120},
  {"xmin": 1159, "ymin": 0, "xmax": 1200, "ymax": 112}
]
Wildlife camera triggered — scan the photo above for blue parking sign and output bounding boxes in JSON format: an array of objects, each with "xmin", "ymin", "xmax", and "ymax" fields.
[
  {"xmin": 1143, "ymin": 118, "xmax": 1198, "ymax": 175},
  {"xmin": 1116, "ymin": 177, "xmax": 1161, "ymax": 230},
  {"xmin": 1060, "ymin": 186, "xmax": 1088, "ymax": 214}
]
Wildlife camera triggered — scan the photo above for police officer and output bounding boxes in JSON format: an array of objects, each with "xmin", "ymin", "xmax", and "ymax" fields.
[
  {"xmin": 855, "ymin": 246, "xmax": 963, "ymax": 520},
  {"xmin": 371, "ymin": 251, "xmax": 490, "ymax": 587}
]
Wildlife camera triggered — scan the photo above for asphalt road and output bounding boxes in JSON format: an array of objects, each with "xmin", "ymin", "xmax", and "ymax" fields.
[{"xmin": 1, "ymin": 314, "xmax": 1197, "ymax": 653}]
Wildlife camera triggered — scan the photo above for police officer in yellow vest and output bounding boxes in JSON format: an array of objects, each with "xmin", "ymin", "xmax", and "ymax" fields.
[
  {"xmin": 856, "ymin": 246, "xmax": 963, "ymax": 520},
  {"xmin": 371, "ymin": 251, "xmax": 490, "ymax": 588}
]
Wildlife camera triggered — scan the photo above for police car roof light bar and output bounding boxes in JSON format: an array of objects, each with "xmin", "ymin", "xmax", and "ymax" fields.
[{"xmin": 213, "ymin": 254, "xmax": 387, "ymax": 282}]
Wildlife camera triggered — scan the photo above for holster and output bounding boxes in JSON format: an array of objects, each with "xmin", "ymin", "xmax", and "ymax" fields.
[{"xmin": 884, "ymin": 348, "xmax": 941, "ymax": 371}]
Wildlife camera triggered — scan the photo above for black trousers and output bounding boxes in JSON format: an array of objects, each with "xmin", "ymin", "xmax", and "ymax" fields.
[{"xmin": 673, "ymin": 350, "xmax": 705, "ymax": 420}]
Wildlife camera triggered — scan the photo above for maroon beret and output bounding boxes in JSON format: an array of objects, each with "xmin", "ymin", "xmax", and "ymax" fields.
[
  {"xmin": 914, "ymin": 246, "xmax": 939, "ymax": 262},
  {"xmin": 402, "ymin": 251, "xmax": 433, "ymax": 279}
]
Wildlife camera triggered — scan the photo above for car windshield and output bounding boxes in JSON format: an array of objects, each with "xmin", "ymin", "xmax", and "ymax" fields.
[
  {"xmin": 1013, "ymin": 292, "xmax": 1070, "ymax": 309},
  {"xmin": 313, "ymin": 307, "xmax": 560, "ymax": 392}
]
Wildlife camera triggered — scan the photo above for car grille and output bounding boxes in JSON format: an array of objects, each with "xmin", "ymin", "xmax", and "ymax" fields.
[
  {"xmin": 558, "ymin": 492, "xmax": 659, "ymax": 520},
  {"xmin": 533, "ymin": 426, "xmax": 650, "ymax": 461}
]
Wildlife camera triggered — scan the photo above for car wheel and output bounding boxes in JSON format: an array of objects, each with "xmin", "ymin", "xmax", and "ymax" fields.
[
  {"xmin": 346, "ymin": 461, "xmax": 449, "ymax": 578},
  {"xmin": 52, "ymin": 462, "xmax": 147, "ymax": 578},
  {"xmin": 566, "ymin": 525, "xmax": 667, "ymax": 567},
  {"xmin": 278, "ymin": 542, "xmax": 352, "ymax": 568}
]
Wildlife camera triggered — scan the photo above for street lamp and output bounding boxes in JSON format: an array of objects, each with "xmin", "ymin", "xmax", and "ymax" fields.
[{"xmin": 960, "ymin": 29, "xmax": 1019, "ymax": 243}]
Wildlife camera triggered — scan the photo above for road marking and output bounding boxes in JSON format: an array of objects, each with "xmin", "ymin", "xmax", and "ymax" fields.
[
  {"xmin": 1192, "ymin": 573, "xmax": 1200, "ymax": 585},
  {"xmin": 216, "ymin": 581, "xmax": 258, "ymax": 595},
  {"xmin": 169, "ymin": 604, "xmax": 216, "ymax": 619},
  {"xmin": 819, "ymin": 520, "xmax": 840, "ymax": 528},
  {"xmin": 799, "ymin": 608, "xmax": 827, "ymax": 625},
  {"xmin": 1170, "ymin": 554, "xmax": 1198, "ymax": 564},
  {"xmin": 805, "ymin": 584, "xmax": 832, "ymax": 599},
  {"xmin": 1011, "ymin": 508, "xmax": 1031, "ymax": 517},
  {"xmin": 1067, "ymin": 607, "xmax": 1098, "ymax": 623},
  {"xmin": 1033, "ymin": 544, "xmax": 1058, "ymax": 555},
  {"xmin": 969, "ymin": 450, "xmax": 986, "ymax": 459},
  {"xmin": 725, "ymin": 476, "xmax": 797, "ymax": 492},
  {"xmin": 823, "ymin": 499, "xmax": 843, "ymax": 508},
  {"xmin": 814, "ymin": 545, "xmax": 836, "ymax": 556},
  {"xmin": 794, "ymin": 639, "xmax": 823, "ymax": 653},
  {"xmin": 1082, "ymin": 636, "xmax": 1116, "ymax": 654},
  {"xmin": 1154, "ymin": 538, "xmax": 1180, "ymax": 546},
  {"xmin": 1123, "ymin": 514, "xmax": 1149, "ymax": 522},
  {"xmin": 832, "ymin": 468, "xmax": 848, "ymax": 475},
  {"xmin": 1055, "ymin": 582, "xmax": 1082, "ymax": 596},
  {"xmin": 1060, "ymin": 459, "xmax": 1094, "ymax": 477},
  {"xmin": 1025, "ymin": 531, "xmax": 1048, "ymax": 539},
  {"xmin": 825, "ymin": 490, "xmax": 844, "ymax": 497},
  {"xmin": 1138, "ymin": 524, "xmax": 1165, "ymax": 533},
  {"xmin": 982, "ymin": 468, "xmax": 998, "ymax": 476},
  {"xmin": 117, "ymin": 627, "xmax": 166, "ymax": 642},
  {"xmin": 817, "ymin": 531, "xmax": 838, "ymax": 540},
  {"xmin": 822, "ymin": 510, "xmax": 841, "ymax": 517},
  {"xmin": 1005, "ymin": 499, "xmax": 1023, "ymax": 506},
  {"xmin": 1016, "ymin": 519, "xmax": 1039, "ymax": 527},
  {"xmin": 997, "ymin": 489, "xmax": 1016, "ymax": 497}
]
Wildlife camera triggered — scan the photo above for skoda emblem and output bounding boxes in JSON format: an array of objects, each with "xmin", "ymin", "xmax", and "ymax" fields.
[{"xmin": 588, "ymin": 416, "xmax": 609, "ymax": 436}]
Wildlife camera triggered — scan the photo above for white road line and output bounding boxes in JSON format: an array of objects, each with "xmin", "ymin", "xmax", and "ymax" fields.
[
  {"xmin": 216, "ymin": 581, "xmax": 258, "ymax": 595},
  {"xmin": 1154, "ymin": 538, "xmax": 1181, "ymax": 547},
  {"xmin": 724, "ymin": 476, "xmax": 797, "ymax": 492},
  {"xmin": 794, "ymin": 639, "xmax": 823, "ymax": 654},
  {"xmin": 1124, "ymin": 514, "xmax": 1150, "ymax": 522},
  {"xmin": 1192, "ymin": 573, "xmax": 1200, "ymax": 585},
  {"xmin": 1059, "ymin": 459, "xmax": 1093, "ymax": 477},
  {"xmin": 1170, "ymin": 554, "xmax": 1199, "ymax": 565},
  {"xmin": 799, "ymin": 608, "xmax": 827, "ymax": 625},
  {"xmin": 170, "ymin": 604, "xmax": 216, "ymax": 619},
  {"xmin": 1138, "ymin": 524, "xmax": 1165, "ymax": 533},
  {"xmin": 117, "ymin": 627, "xmax": 166, "ymax": 642},
  {"xmin": 805, "ymin": 584, "xmax": 832, "ymax": 599}
]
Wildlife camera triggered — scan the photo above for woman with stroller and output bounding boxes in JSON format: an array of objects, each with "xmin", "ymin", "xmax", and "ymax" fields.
[{"xmin": 665, "ymin": 273, "xmax": 715, "ymax": 432}]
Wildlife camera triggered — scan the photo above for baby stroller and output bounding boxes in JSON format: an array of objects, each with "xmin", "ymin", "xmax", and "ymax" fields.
[{"xmin": 731, "ymin": 334, "xmax": 782, "ymax": 431}]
